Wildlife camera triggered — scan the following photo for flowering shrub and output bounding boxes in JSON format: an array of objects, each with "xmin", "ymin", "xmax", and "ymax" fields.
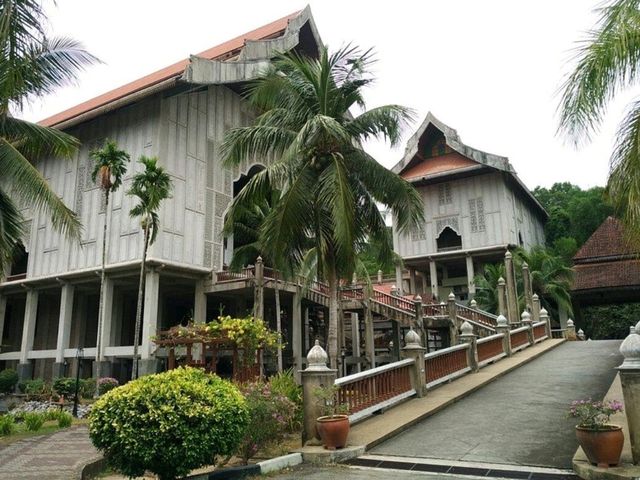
[
  {"xmin": 89, "ymin": 367, "xmax": 248, "ymax": 480},
  {"xmin": 237, "ymin": 381, "xmax": 297, "ymax": 464},
  {"xmin": 97, "ymin": 377, "xmax": 119, "ymax": 395},
  {"xmin": 568, "ymin": 399, "xmax": 624, "ymax": 430}
]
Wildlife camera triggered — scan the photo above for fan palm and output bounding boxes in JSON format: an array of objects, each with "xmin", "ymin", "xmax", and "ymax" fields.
[
  {"xmin": 90, "ymin": 140, "xmax": 129, "ymax": 390},
  {"xmin": 0, "ymin": 0, "xmax": 98, "ymax": 274},
  {"xmin": 558, "ymin": 0, "xmax": 640, "ymax": 241},
  {"xmin": 221, "ymin": 46, "xmax": 424, "ymax": 368},
  {"xmin": 128, "ymin": 156, "xmax": 172, "ymax": 379}
]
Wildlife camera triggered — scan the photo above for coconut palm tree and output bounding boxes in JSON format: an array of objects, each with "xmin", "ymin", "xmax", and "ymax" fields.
[
  {"xmin": 473, "ymin": 263, "xmax": 506, "ymax": 315},
  {"xmin": 0, "ymin": 0, "xmax": 98, "ymax": 274},
  {"xmin": 128, "ymin": 156, "xmax": 172, "ymax": 379},
  {"xmin": 221, "ymin": 46, "xmax": 424, "ymax": 368},
  {"xmin": 558, "ymin": 0, "xmax": 640, "ymax": 241},
  {"xmin": 90, "ymin": 140, "xmax": 129, "ymax": 389}
]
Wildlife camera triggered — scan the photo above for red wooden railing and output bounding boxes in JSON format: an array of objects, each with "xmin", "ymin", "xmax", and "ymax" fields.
[
  {"xmin": 510, "ymin": 327, "xmax": 529, "ymax": 350},
  {"xmin": 477, "ymin": 334, "xmax": 505, "ymax": 364},
  {"xmin": 340, "ymin": 286, "xmax": 365, "ymax": 301},
  {"xmin": 371, "ymin": 289, "xmax": 415, "ymax": 314},
  {"xmin": 425, "ymin": 344, "xmax": 470, "ymax": 386},
  {"xmin": 533, "ymin": 322, "xmax": 547, "ymax": 341},
  {"xmin": 423, "ymin": 303, "xmax": 448, "ymax": 317},
  {"xmin": 456, "ymin": 304, "xmax": 498, "ymax": 328},
  {"xmin": 334, "ymin": 358, "xmax": 414, "ymax": 417},
  {"xmin": 215, "ymin": 267, "xmax": 253, "ymax": 282}
]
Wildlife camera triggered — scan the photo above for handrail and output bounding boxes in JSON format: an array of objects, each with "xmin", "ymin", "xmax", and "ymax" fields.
[
  {"xmin": 423, "ymin": 303, "xmax": 448, "ymax": 317},
  {"xmin": 510, "ymin": 325, "xmax": 529, "ymax": 335},
  {"xmin": 477, "ymin": 332, "xmax": 505, "ymax": 344},
  {"xmin": 456, "ymin": 304, "xmax": 497, "ymax": 327},
  {"xmin": 532, "ymin": 321, "xmax": 546, "ymax": 328},
  {"xmin": 371, "ymin": 289, "xmax": 415, "ymax": 314},
  {"xmin": 424, "ymin": 342, "xmax": 469, "ymax": 360},
  {"xmin": 457, "ymin": 315, "xmax": 497, "ymax": 334},
  {"xmin": 335, "ymin": 358, "xmax": 414, "ymax": 386}
]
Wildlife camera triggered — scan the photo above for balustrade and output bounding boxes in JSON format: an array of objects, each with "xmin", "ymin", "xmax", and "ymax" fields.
[
  {"xmin": 476, "ymin": 333, "xmax": 506, "ymax": 366},
  {"xmin": 425, "ymin": 344, "xmax": 470, "ymax": 387}
]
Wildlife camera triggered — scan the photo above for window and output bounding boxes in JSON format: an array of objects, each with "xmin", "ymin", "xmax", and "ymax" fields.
[
  {"xmin": 469, "ymin": 198, "xmax": 486, "ymax": 233},
  {"xmin": 438, "ymin": 183, "xmax": 452, "ymax": 205},
  {"xmin": 436, "ymin": 226, "xmax": 462, "ymax": 252}
]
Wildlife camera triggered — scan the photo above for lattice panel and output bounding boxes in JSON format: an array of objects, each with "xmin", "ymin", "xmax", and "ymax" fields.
[{"xmin": 436, "ymin": 216, "xmax": 459, "ymax": 234}]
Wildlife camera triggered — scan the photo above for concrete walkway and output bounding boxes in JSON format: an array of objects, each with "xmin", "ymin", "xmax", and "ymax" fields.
[
  {"xmin": 370, "ymin": 340, "xmax": 622, "ymax": 469},
  {"xmin": 0, "ymin": 425, "xmax": 99, "ymax": 480}
]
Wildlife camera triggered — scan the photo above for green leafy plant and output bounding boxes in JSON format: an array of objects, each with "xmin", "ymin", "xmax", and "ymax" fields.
[
  {"xmin": 52, "ymin": 377, "xmax": 76, "ymax": 398},
  {"xmin": 57, "ymin": 411, "xmax": 73, "ymax": 428},
  {"xmin": 0, "ymin": 415, "xmax": 15, "ymax": 436},
  {"xmin": 568, "ymin": 399, "xmax": 624, "ymax": 431},
  {"xmin": 314, "ymin": 384, "xmax": 349, "ymax": 418},
  {"xmin": 18, "ymin": 379, "xmax": 51, "ymax": 400},
  {"xmin": 81, "ymin": 378, "xmax": 96, "ymax": 399},
  {"xmin": 269, "ymin": 368, "xmax": 302, "ymax": 431},
  {"xmin": 97, "ymin": 377, "xmax": 119, "ymax": 395},
  {"xmin": 43, "ymin": 408, "xmax": 62, "ymax": 422},
  {"xmin": 236, "ymin": 381, "xmax": 296, "ymax": 465},
  {"xmin": 0, "ymin": 368, "xmax": 18, "ymax": 394},
  {"xmin": 89, "ymin": 367, "xmax": 248, "ymax": 480},
  {"xmin": 23, "ymin": 412, "xmax": 45, "ymax": 432}
]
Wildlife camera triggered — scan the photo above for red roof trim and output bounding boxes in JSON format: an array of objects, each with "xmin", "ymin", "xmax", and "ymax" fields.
[{"xmin": 39, "ymin": 11, "xmax": 301, "ymax": 128}]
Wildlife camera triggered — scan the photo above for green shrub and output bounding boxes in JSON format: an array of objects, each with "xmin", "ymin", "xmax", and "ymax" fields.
[
  {"xmin": 237, "ymin": 382, "xmax": 296, "ymax": 464},
  {"xmin": 81, "ymin": 378, "xmax": 96, "ymax": 399},
  {"xmin": 0, "ymin": 369, "xmax": 18, "ymax": 394},
  {"xmin": 269, "ymin": 368, "xmax": 302, "ymax": 431},
  {"xmin": 43, "ymin": 408, "xmax": 62, "ymax": 422},
  {"xmin": 18, "ymin": 379, "xmax": 51, "ymax": 400},
  {"xmin": 89, "ymin": 367, "xmax": 248, "ymax": 480},
  {"xmin": 97, "ymin": 377, "xmax": 119, "ymax": 395},
  {"xmin": 57, "ymin": 411, "xmax": 73, "ymax": 428},
  {"xmin": 23, "ymin": 412, "xmax": 45, "ymax": 432},
  {"xmin": 52, "ymin": 377, "xmax": 77, "ymax": 398},
  {"xmin": 0, "ymin": 415, "xmax": 15, "ymax": 436}
]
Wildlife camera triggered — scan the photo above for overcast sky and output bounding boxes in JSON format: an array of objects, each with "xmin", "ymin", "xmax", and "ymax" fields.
[{"xmin": 23, "ymin": 0, "xmax": 637, "ymax": 190}]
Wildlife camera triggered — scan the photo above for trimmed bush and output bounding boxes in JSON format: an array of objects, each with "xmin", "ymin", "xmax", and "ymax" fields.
[
  {"xmin": 97, "ymin": 377, "xmax": 119, "ymax": 395},
  {"xmin": 89, "ymin": 367, "xmax": 248, "ymax": 480},
  {"xmin": 81, "ymin": 378, "xmax": 96, "ymax": 399},
  {"xmin": 0, "ymin": 369, "xmax": 18, "ymax": 394},
  {"xmin": 237, "ymin": 382, "xmax": 296, "ymax": 464},
  {"xmin": 18, "ymin": 379, "xmax": 51, "ymax": 400},
  {"xmin": 23, "ymin": 412, "xmax": 45, "ymax": 432},
  {"xmin": 52, "ymin": 377, "xmax": 77, "ymax": 398},
  {"xmin": 57, "ymin": 411, "xmax": 73, "ymax": 428},
  {"xmin": 0, "ymin": 415, "xmax": 15, "ymax": 436}
]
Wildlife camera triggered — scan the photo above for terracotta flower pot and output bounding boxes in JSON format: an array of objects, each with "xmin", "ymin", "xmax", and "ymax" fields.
[
  {"xmin": 575, "ymin": 425, "xmax": 624, "ymax": 468},
  {"xmin": 316, "ymin": 415, "xmax": 350, "ymax": 450}
]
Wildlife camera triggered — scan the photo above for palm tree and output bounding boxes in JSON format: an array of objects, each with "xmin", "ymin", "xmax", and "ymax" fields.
[
  {"xmin": 558, "ymin": 0, "xmax": 640, "ymax": 241},
  {"xmin": 221, "ymin": 46, "xmax": 424, "ymax": 368},
  {"xmin": 473, "ymin": 263, "xmax": 506, "ymax": 314},
  {"xmin": 0, "ymin": 0, "xmax": 98, "ymax": 274},
  {"xmin": 128, "ymin": 156, "xmax": 172, "ymax": 379},
  {"xmin": 90, "ymin": 140, "xmax": 129, "ymax": 389}
]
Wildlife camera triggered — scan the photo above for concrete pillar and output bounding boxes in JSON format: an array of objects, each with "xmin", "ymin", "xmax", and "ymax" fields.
[
  {"xmin": 504, "ymin": 251, "xmax": 518, "ymax": 325},
  {"xmin": 447, "ymin": 291, "xmax": 457, "ymax": 335},
  {"xmin": 141, "ymin": 269, "xmax": 160, "ymax": 361},
  {"xmin": 300, "ymin": 341, "xmax": 337, "ymax": 444},
  {"xmin": 414, "ymin": 295, "xmax": 425, "ymax": 345},
  {"xmin": 429, "ymin": 260, "xmax": 438, "ymax": 300},
  {"xmin": 566, "ymin": 318, "xmax": 576, "ymax": 340},
  {"xmin": 350, "ymin": 312, "xmax": 361, "ymax": 373},
  {"xmin": 0, "ymin": 294, "xmax": 6, "ymax": 348},
  {"xmin": 292, "ymin": 291, "xmax": 302, "ymax": 379},
  {"xmin": 558, "ymin": 304, "xmax": 569, "ymax": 329},
  {"xmin": 521, "ymin": 311, "xmax": 534, "ymax": 345},
  {"xmin": 193, "ymin": 279, "xmax": 207, "ymax": 324},
  {"xmin": 18, "ymin": 289, "xmax": 38, "ymax": 380},
  {"xmin": 495, "ymin": 315, "xmax": 511, "ymax": 356},
  {"xmin": 409, "ymin": 269, "xmax": 417, "ymax": 295},
  {"xmin": 465, "ymin": 255, "xmax": 476, "ymax": 298},
  {"xmin": 304, "ymin": 307, "xmax": 310, "ymax": 353},
  {"xmin": 377, "ymin": 270, "xmax": 383, "ymax": 285},
  {"xmin": 459, "ymin": 321, "xmax": 478, "ymax": 372},
  {"xmin": 391, "ymin": 321, "xmax": 401, "ymax": 361},
  {"xmin": 618, "ymin": 326, "xmax": 640, "ymax": 464},
  {"xmin": 254, "ymin": 257, "xmax": 264, "ymax": 320},
  {"xmin": 401, "ymin": 329, "xmax": 426, "ymax": 397},
  {"xmin": 97, "ymin": 277, "xmax": 114, "ymax": 362},
  {"xmin": 532, "ymin": 293, "xmax": 541, "ymax": 323},
  {"xmin": 540, "ymin": 307, "xmax": 551, "ymax": 338},
  {"xmin": 395, "ymin": 265, "xmax": 403, "ymax": 297},
  {"xmin": 53, "ymin": 284, "xmax": 74, "ymax": 377},
  {"xmin": 364, "ymin": 305, "xmax": 375, "ymax": 370},
  {"xmin": 497, "ymin": 277, "xmax": 506, "ymax": 317},
  {"xmin": 522, "ymin": 262, "xmax": 533, "ymax": 313}
]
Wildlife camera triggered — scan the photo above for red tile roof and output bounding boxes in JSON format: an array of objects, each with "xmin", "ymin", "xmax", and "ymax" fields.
[
  {"xmin": 574, "ymin": 217, "xmax": 637, "ymax": 262},
  {"xmin": 39, "ymin": 11, "xmax": 300, "ymax": 128},
  {"xmin": 572, "ymin": 259, "xmax": 640, "ymax": 291},
  {"xmin": 401, "ymin": 152, "xmax": 478, "ymax": 181}
]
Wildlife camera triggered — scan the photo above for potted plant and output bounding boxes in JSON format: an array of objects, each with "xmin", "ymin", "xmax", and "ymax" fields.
[
  {"xmin": 568, "ymin": 399, "xmax": 624, "ymax": 468},
  {"xmin": 314, "ymin": 384, "xmax": 350, "ymax": 450}
]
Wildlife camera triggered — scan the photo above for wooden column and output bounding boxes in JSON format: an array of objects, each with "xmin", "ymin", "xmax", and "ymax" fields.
[
  {"xmin": 193, "ymin": 279, "xmax": 207, "ymax": 324},
  {"xmin": 0, "ymin": 294, "xmax": 6, "ymax": 348},
  {"xmin": 97, "ymin": 277, "xmax": 114, "ymax": 362},
  {"xmin": 141, "ymin": 269, "xmax": 160, "ymax": 360},
  {"xmin": 429, "ymin": 260, "xmax": 438, "ymax": 300},
  {"xmin": 254, "ymin": 257, "xmax": 264, "ymax": 320},
  {"xmin": 395, "ymin": 265, "xmax": 404, "ymax": 296},
  {"xmin": 351, "ymin": 312, "xmax": 361, "ymax": 373},
  {"xmin": 364, "ymin": 303, "xmax": 375, "ymax": 370},
  {"xmin": 497, "ymin": 277, "xmax": 506, "ymax": 317},
  {"xmin": 522, "ymin": 262, "xmax": 533, "ymax": 313},
  {"xmin": 19, "ymin": 289, "xmax": 38, "ymax": 364},
  {"xmin": 466, "ymin": 255, "xmax": 476, "ymax": 298},
  {"xmin": 55, "ymin": 284, "xmax": 74, "ymax": 364},
  {"xmin": 504, "ymin": 251, "xmax": 518, "ymax": 324},
  {"xmin": 409, "ymin": 269, "xmax": 417, "ymax": 295},
  {"xmin": 292, "ymin": 290, "xmax": 302, "ymax": 381}
]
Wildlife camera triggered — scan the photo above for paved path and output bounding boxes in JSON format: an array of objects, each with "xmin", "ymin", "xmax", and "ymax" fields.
[
  {"xmin": 370, "ymin": 340, "xmax": 622, "ymax": 469},
  {"xmin": 0, "ymin": 426, "xmax": 99, "ymax": 479}
]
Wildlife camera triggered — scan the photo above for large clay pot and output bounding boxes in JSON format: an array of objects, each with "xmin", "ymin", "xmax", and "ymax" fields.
[
  {"xmin": 575, "ymin": 425, "xmax": 624, "ymax": 468},
  {"xmin": 316, "ymin": 415, "xmax": 350, "ymax": 450}
]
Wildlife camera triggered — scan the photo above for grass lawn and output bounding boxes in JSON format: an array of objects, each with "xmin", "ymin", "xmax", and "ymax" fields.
[{"xmin": 0, "ymin": 418, "xmax": 88, "ymax": 446}]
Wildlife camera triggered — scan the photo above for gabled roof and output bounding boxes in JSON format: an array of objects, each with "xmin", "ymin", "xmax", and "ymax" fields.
[
  {"xmin": 40, "ymin": 7, "xmax": 321, "ymax": 130},
  {"xmin": 574, "ymin": 217, "xmax": 638, "ymax": 263},
  {"xmin": 393, "ymin": 112, "xmax": 548, "ymax": 220}
]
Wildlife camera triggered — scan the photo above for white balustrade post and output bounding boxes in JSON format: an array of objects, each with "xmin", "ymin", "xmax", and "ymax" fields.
[
  {"xmin": 495, "ymin": 315, "xmax": 512, "ymax": 357},
  {"xmin": 532, "ymin": 293, "xmax": 541, "ymax": 323},
  {"xmin": 401, "ymin": 328, "xmax": 426, "ymax": 397},
  {"xmin": 540, "ymin": 307, "xmax": 551, "ymax": 339},
  {"xmin": 618, "ymin": 323, "xmax": 640, "ymax": 464},
  {"xmin": 459, "ymin": 321, "xmax": 478, "ymax": 373},
  {"xmin": 577, "ymin": 329, "xmax": 585, "ymax": 341},
  {"xmin": 521, "ymin": 311, "xmax": 534, "ymax": 346},
  {"xmin": 566, "ymin": 319, "xmax": 576, "ymax": 340}
]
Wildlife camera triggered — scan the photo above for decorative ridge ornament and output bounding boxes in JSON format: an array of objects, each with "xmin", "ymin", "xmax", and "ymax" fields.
[{"xmin": 306, "ymin": 340, "xmax": 330, "ymax": 371}]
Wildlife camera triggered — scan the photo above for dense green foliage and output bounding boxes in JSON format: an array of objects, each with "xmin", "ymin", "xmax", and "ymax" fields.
[
  {"xmin": 0, "ymin": 0, "xmax": 97, "ymax": 273},
  {"xmin": 581, "ymin": 303, "xmax": 640, "ymax": 340},
  {"xmin": 0, "ymin": 368, "xmax": 18, "ymax": 394},
  {"xmin": 269, "ymin": 368, "xmax": 303, "ymax": 431},
  {"xmin": 23, "ymin": 412, "xmax": 44, "ymax": 431},
  {"xmin": 533, "ymin": 182, "xmax": 613, "ymax": 258},
  {"xmin": 18, "ymin": 378, "xmax": 49, "ymax": 399},
  {"xmin": 57, "ymin": 411, "xmax": 72, "ymax": 428},
  {"xmin": 89, "ymin": 367, "xmax": 248, "ymax": 480},
  {"xmin": 0, "ymin": 415, "xmax": 15, "ymax": 436},
  {"xmin": 96, "ymin": 377, "xmax": 119, "ymax": 395},
  {"xmin": 52, "ymin": 377, "xmax": 76, "ymax": 398},
  {"xmin": 221, "ymin": 46, "xmax": 423, "ymax": 367}
]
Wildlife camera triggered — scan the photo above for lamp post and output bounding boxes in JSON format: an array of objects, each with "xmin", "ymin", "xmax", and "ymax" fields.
[{"xmin": 72, "ymin": 347, "xmax": 84, "ymax": 418}]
